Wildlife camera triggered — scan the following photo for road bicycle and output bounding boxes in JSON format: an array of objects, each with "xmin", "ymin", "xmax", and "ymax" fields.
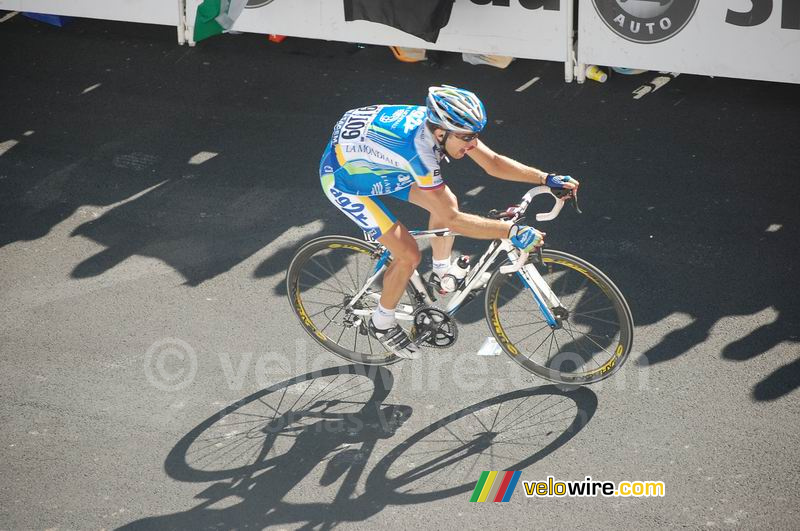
[{"xmin": 286, "ymin": 186, "xmax": 633, "ymax": 385}]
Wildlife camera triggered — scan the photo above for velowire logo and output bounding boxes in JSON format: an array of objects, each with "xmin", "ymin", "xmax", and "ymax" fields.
[{"xmin": 591, "ymin": 0, "xmax": 700, "ymax": 44}]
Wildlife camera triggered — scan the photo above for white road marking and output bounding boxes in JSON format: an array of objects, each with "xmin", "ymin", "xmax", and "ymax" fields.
[
  {"xmin": 0, "ymin": 139, "xmax": 19, "ymax": 157},
  {"xmin": 188, "ymin": 151, "xmax": 218, "ymax": 165},
  {"xmin": 0, "ymin": 11, "xmax": 18, "ymax": 23},
  {"xmin": 82, "ymin": 83, "xmax": 102, "ymax": 94},
  {"xmin": 515, "ymin": 77, "xmax": 540, "ymax": 92},
  {"xmin": 466, "ymin": 186, "xmax": 485, "ymax": 197},
  {"xmin": 633, "ymin": 72, "xmax": 680, "ymax": 100}
]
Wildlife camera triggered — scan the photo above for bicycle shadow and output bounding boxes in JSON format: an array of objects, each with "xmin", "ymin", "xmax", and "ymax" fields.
[{"xmin": 119, "ymin": 368, "xmax": 596, "ymax": 530}]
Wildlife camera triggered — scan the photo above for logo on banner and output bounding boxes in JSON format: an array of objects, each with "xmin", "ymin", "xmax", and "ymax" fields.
[{"xmin": 591, "ymin": 0, "xmax": 699, "ymax": 44}]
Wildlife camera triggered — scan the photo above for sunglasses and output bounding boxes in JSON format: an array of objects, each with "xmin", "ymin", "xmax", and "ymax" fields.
[{"xmin": 452, "ymin": 132, "xmax": 479, "ymax": 142}]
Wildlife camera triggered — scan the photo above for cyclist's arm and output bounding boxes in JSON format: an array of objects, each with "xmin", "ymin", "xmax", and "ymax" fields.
[
  {"xmin": 467, "ymin": 140, "xmax": 549, "ymax": 184},
  {"xmin": 408, "ymin": 185, "xmax": 510, "ymax": 240}
]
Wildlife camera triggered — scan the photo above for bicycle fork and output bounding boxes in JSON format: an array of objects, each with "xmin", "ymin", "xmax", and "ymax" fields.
[{"xmin": 499, "ymin": 243, "xmax": 565, "ymax": 329}]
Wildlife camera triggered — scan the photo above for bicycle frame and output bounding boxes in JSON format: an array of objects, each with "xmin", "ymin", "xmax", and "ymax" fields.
[{"xmin": 344, "ymin": 228, "xmax": 564, "ymax": 329}]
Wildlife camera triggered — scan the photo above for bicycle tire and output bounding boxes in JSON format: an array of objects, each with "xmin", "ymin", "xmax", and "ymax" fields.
[
  {"xmin": 286, "ymin": 235, "xmax": 416, "ymax": 366},
  {"xmin": 484, "ymin": 249, "xmax": 634, "ymax": 385}
]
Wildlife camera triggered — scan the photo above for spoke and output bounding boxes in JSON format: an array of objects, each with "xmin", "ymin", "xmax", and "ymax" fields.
[
  {"xmin": 524, "ymin": 331, "xmax": 553, "ymax": 364},
  {"xmin": 307, "ymin": 306, "xmax": 336, "ymax": 318},
  {"xmin": 366, "ymin": 328, "xmax": 375, "ymax": 357},
  {"xmin": 547, "ymin": 334, "xmax": 557, "ymax": 364},
  {"xmin": 512, "ymin": 323, "xmax": 553, "ymax": 347},
  {"xmin": 502, "ymin": 321, "xmax": 545, "ymax": 331},
  {"xmin": 295, "ymin": 375, "xmax": 344, "ymax": 412},
  {"xmin": 572, "ymin": 314, "xmax": 622, "ymax": 327},
  {"xmin": 301, "ymin": 266, "xmax": 349, "ymax": 296},
  {"xmin": 301, "ymin": 300, "xmax": 342, "ymax": 308},
  {"xmin": 324, "ymin": 252, "xmax": 353, "ymax": 296},
  {"xmin": 561, "ymin": 320, "xmax": 597, "ymax": 367},
  {"xmin": 256, "ymin": 396, "xmax": 282, "ymax": 416},
  {"xmin": 468, "ymin": 410, "xmax": 491, "ymax": 433},
  {"xmin": 320, "ymin": 306, "xmax": 344, "ymax": 333},
  {"xmin": 576, "ymin": 329, "xmax": 617, "ymax": 361},
  {"xmin": 500, "ymin": 395, "xmax": 553, "ymax": 431},
  {"xmin": 298, "ymin": 283, "xmax": 346, "ymax": 297},
  {"xmin": 342, "ymin": 256, "xmax": 359, "ymax": 292},
  {"xmin": 548, "ymin": 332, "xmax": 561, "ymax": 364},
  {"xmin": 571, "ymin": 305, "xmax": 616, "ymax": 317},
  {"xmin": 505, "ymin": 322, "xmax": 552, "ymax": 339},
  {"xmin": 489, "ymin": 402, "xmax": 503, "ymax": 432},
  {"xmin": 567, "ymin": 286, "xmax": 612, "ymax": 315}
]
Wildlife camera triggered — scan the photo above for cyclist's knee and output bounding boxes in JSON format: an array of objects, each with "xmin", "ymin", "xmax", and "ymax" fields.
[{"xmin": 394, "ymin": 245, "xmax": 421, "ymax": 269}]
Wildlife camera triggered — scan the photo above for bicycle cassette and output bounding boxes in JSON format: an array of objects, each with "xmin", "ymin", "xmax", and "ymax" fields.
[{"xmin": 411, "ymin": 307, "xmax": 458, "ymax": 349}]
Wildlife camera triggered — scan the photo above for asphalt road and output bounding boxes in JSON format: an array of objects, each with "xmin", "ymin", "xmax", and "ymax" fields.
[{"xmin": 1, "ymin": 15, "xmax": 799, "ymax": 530}]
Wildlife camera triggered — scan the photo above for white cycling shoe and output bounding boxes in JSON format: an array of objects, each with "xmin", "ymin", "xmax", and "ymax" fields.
[{"xmin": 368, "ymin": 319, "xmax": 420, "ymax": 360}]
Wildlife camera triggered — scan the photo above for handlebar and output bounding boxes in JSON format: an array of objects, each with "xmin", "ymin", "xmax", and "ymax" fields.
[
  {"xmin": 495, "ymin": 185, "xmax": 580, "ymax": 274},
  {"xmin": 488, "ymin": 185, "xmax": 579, "ymax": 223}
]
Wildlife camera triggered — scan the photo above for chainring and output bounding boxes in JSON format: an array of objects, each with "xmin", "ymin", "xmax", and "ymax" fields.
[{"xmin": 411, "ymin": 307, "xmax": 458, "ymax": 349}]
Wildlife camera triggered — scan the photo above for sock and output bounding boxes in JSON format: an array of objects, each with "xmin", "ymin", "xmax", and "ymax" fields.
[
  {"xmin": 371, "ymin": 302, "xmax": 396, "ymax": 330},
  {"xmin": 432, "ymin": 257, "xmax": 451, "ymax": 278}
]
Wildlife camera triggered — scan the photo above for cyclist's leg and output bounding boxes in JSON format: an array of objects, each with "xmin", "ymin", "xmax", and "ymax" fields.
[
  {"xmin": 321, "ymin": 175, "xmax": 419, "ymax": 312},
  {"xmin": 408, "ymin": 184, "xmax": 458, "ymax": 280},
  {"xmin": 376, "ymin": 221, "xmax": 421, "ymax": 310}
]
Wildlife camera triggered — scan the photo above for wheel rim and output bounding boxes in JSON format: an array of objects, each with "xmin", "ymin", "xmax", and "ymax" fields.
[{"xmin": 488, "ymin": 252, "xmax": 632, "ymax": 384}]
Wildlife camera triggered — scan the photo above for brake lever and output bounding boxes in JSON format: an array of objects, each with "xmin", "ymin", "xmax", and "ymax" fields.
[
  {"xmin": 552, "ymin": 188, "xmax": 582, "ymax": 215},
  {"xmin": 572, "ymin": 189, "xmax": 582, "ymax": 214}
]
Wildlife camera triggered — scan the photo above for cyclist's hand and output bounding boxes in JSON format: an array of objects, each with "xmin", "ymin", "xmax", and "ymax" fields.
[
  {"xmin": 508, "ymin": 224, "xmax": 545, "ymax": 252},
  {"xmin": 545, "ymin": 174, "xmax": 580, "ymax": 192}
]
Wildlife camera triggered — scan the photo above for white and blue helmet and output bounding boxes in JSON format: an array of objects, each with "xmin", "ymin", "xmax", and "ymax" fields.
[{"xmin": 426, "ymin": 85, "xmax": 487, "ymax": 135}]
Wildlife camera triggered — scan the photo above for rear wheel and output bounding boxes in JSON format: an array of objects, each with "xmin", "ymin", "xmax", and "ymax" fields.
[
  {"xmin": 286, "ymin": 236, "xmax": 418, "ymax": 365},
  {"xmin": 485, "ymin": 249, "xmax": 634, "ymax": 385}
]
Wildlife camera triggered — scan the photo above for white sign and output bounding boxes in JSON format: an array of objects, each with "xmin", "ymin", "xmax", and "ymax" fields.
[
  {"xmin": 578, "ymin": 0, "xmax": 800, "ymax": 84},
  {"xmin": 0, "ymin": 0, "xmax": 180, "ymax": 26},
  {"xmin": 185, "ymin": 0, "xmax": 571, "ymax": 63}
]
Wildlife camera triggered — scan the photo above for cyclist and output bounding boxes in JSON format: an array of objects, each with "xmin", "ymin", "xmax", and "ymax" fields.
[{"xmin": 319, "ymin": 85, "xmax": 579, "ymax": 359}]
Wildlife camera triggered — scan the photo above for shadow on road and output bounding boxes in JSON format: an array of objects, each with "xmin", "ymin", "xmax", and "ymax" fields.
[{"xmin": 118, "ymin": 365, "xmax": 595, "ymax": 529}]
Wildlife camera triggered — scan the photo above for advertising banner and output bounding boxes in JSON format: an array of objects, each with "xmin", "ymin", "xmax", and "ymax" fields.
[
  {"xmin": 0, "ymin": 0, "xmax": 180, "ymax": 26},
  {"xmin": 578, "ymin": 0, "xmax": 800, "ymax": 84},
  {"xmin": 184, "ymin": 0, "xmax": 571, "ymax": 64}
]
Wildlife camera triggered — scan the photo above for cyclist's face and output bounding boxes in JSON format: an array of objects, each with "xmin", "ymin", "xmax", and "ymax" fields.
[{"xmin": 445, "ymin": 131, "xmax": 479, "ymax": 159}]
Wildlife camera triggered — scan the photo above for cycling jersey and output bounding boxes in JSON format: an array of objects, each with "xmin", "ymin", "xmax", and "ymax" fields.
[{"xmin": 320, "ymin": 105, "xmax": 445, "ymax": 238}]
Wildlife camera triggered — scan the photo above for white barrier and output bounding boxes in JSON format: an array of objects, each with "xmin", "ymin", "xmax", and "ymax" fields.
[
  {"xmin": 0, "ymin": 0, "xmax": 181, "ymax": 26},
  {"xmin": 578, "ymin": 0, "xmax": 800, "ymax": 84},
  {"xmin": 184, "ymin": 0, "xmax": 575, "ymax": 80},
  {"xmin": 0, "ymin": 0, "xmax": 185, "ymax": 43}
]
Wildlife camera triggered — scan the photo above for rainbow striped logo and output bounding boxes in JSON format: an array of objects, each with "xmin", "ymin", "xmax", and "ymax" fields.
[{"xmin": 469, "ymin": 471, "xmax": 522, "ymax": 503}]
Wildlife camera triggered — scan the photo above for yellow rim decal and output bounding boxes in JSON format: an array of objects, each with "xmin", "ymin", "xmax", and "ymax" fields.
[
  {"xmin": 490, "ymin": 290, "xmax": 519, "ymax": 356},
  {"xmin": 328, "ymin": 242, "xmax": 371, "ymax": 254},
  {"xmin": 295, "ymin": 289, "xmax": 327, "ymax": 342}
]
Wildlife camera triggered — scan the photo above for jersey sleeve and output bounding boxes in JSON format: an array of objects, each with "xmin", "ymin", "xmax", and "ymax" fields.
[{"xmin": 411, "ymin": 127, "xmax": 444, "ymax": 190}]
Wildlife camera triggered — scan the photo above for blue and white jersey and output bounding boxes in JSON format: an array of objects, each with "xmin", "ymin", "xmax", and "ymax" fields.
[{"xmin": 320, "ymin": 105, "xmax": 444, "ymax": 196}]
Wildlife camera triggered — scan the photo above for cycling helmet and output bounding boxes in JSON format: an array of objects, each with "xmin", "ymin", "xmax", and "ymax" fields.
[{"xmin": 426, "ymin": 85, "xmax": 487, "ymax": 135}]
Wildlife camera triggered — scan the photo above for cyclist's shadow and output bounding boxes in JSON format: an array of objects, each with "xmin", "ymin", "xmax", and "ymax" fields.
[
  {"xmin": 120, "ymin": 367, "xmax": 597, "ymax": 530},
  {"xmin": 119, "ymin": 365, "xmax": 411, "ymax": 530}
]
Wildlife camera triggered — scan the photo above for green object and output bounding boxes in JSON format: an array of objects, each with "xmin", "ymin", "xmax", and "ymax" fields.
[
  {"xmin": 194, "ymin": 0, "xmax": 224, "ymax": 42},
  {"xmin": 470, "ymin": 471, "xmax": 490, "ymax": 502}
]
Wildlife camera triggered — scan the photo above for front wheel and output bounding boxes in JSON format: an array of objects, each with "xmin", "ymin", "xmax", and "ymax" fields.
[{"xmin": 485, "ymin": 249, "xmax": 634, "ymax": 385}]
